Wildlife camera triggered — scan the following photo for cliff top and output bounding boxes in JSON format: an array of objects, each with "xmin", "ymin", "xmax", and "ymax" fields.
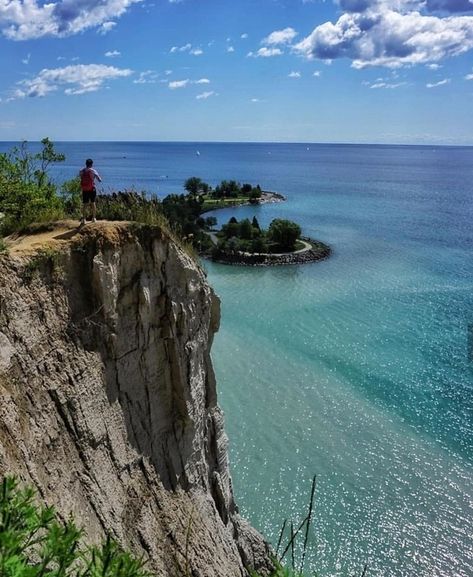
[{"xmin": 4, "ymin": 220, "xmax": 148, "ymax": 256}]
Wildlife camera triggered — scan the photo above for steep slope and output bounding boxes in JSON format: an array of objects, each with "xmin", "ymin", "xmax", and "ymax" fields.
[{"xmin": 0, "ymin": 222, "xmax": 271, "ymax": 576}]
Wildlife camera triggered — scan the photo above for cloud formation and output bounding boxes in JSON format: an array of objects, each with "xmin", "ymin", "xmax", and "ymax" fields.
[
  {"xmin": 170, "ymin": 43, "xmax": 203, "ymax": 55},
  {"xmin": 196, "ymin": 91, "xmax": 216, "ymax": 99},
  {"xmin": 133, "ymin": 70, "xmax": 159, "ymax": 84},
  {"xmin": 426, "ymin": 78, "xmax": 450, "ymax": 86},
  {"xmin": 262, "ymin": 27, "xmax": 298, "ymax": 45},
  {"xmin": 294, "ymin": 1, "xmax": 473, "ymax": 68},
  {"xmin": 248, "ymin": 47, "xmax": 283, "ymax": 57},
  {"xmin": 169, "ymin": 79, "xmax": 190, "ymax": 89},
  {"xmin": 168, "ymin": 78, "xmax": 210, "ymax": 89},
  {"xmin": 13, "ymin": 64, "xmax": 132, "ymax": 98},
  {"xmin": 0, "ymin": 0, "xmax": 142, "ymax": 40}
]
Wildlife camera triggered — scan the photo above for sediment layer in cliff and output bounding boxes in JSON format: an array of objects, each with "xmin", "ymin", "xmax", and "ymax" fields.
[{"xmin": 0, "ymin": 221, "xmax": 270, "ymax": 576}]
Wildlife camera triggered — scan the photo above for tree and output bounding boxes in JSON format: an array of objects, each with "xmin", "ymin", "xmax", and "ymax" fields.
[
  {"xmin": 221, "ymin": 220, "xmax": 240, "ymax": 239},
  {"xmin": 184, "ymin": 176, "xmax": 203, "ymax": 196},
  {"xmin": 0, "ymin": 138, "xmax": 66, "ymax": 234},
  {"xmin": 249, "ymin": 187, "xmax": 262, "ymax": 204},
  {"xmin": 251, "ymin": 236, "xmax": 268, "ymax": 253},
  {"xmin": 252, "ymin": 216, "xmax": 261, "ymax": 231},
  {"xmin": 268, "ymin": 219, "xmax": 301, "ymax": 251},
  {"xmin": 239, "ymin": 218, "xmax": 254, "ymax": 240},
  {"xmin": 205, "ymin": 216, "xmax": 217, "ymax": 229}
]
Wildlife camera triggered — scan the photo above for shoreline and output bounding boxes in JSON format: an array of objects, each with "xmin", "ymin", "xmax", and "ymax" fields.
[
  {"xmin": 201, "ymin": 190, "xmax": 331, "ymax": 267},
  {"xmin": 200, "ymin": 190, "xmax": 286, "ymax": 213},
  {"xmin": 206, "ymin": 238, "xmax": 331, "ymax": 267}
]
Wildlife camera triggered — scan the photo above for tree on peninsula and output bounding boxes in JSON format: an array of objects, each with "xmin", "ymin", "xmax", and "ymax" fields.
[{"xmin": 268, "ymin": 219, "xmax": 301, "ymax": 251}]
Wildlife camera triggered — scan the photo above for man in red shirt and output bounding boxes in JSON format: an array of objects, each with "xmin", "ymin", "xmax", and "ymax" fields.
[{"xmin": 79, "ymin": 158, "xmax": 102, "ymax": 225}]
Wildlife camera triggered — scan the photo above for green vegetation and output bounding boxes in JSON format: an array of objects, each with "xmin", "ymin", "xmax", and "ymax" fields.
[
  {"xmin": 215, "ymin": 216, "xmax": 302, "ymax": 256},
  {"xmin": 182, "ymin": 177, "xmax": 263, "ymax": 211},
  {"xmin": 0, "ymin": 138, "xmax": 66, "ymax": 235},
  {"xmin": 184, "ymin": 176, "xmax": 262, "ymax": 203},
  {"xmin": 0, "ymin": 476, "xmax": 150, "ymax": 577},
  {"xmin": 21, "ymin": 246, "xmax": 63, "ymax": 284},
  {"xmin": 0, "ymin": 141, "xmax": 303, "ymax": 262},
  {"xmin": 0, "ymin": 143, "xmax": 217, "ymax": 254}
]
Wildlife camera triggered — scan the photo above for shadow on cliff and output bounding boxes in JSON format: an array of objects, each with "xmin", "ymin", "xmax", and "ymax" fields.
[{"xmin": 62, "ymin": 232, "xmax": 217, "ymax": 497}]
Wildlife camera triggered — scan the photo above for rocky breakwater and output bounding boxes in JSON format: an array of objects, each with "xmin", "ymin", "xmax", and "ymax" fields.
[{"xmin": 0, "ymin": 222, "xmax": 271, "ymax": 576}]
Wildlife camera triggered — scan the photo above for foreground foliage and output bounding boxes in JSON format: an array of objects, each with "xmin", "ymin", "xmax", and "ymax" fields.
[
  {"xmin": 0, "ymin": 139, "xmax": 66, "ymax": 234},
  {"xmin": 0, "ymin": 476, "xmax": 151, "ymax": 577}
]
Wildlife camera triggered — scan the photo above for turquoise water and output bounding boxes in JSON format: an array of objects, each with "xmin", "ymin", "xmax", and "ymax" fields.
[
  {"xmin": 200, "ymin": 145, "xmax": 473, "ymax": 576},
  {"xmin": 2, "ymin": 142, "xmax": 472, "ymax": 576}
]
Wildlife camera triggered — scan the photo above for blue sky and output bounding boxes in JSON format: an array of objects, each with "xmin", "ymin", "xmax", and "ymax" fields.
[{"xmin": 1, "ymin": 0, "xmax": 473, "ymax": 144}]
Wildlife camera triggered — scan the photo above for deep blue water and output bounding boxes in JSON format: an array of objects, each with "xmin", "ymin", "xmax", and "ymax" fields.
[{"xmin": 1, "ymin": 141, "xmax": 472, "ymax": 576}]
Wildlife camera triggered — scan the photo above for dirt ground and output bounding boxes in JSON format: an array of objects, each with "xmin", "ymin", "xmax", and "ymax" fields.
[{"xmin": 4, "ymin": 220, "xmax": 131, "ymax": 256}]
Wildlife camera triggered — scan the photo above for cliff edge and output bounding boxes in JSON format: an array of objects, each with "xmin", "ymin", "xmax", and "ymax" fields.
[{"xmin": 0, "ymin": 221, "xmax": 271, "ymax": 576}]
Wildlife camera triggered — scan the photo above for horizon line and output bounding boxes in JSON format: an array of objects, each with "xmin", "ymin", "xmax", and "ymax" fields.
[{"xmin": 1, "ymin": 139, "xmax": 472, "ymax": 148}]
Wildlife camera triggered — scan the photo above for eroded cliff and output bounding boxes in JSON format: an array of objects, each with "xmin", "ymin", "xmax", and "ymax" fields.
[{"xmin": 0, "ymin": 222, "xmax": 271, "ymax": 576}]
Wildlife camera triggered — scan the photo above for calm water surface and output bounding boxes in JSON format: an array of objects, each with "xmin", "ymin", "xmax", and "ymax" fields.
[{"xmin": 2, "ymin": 142, "xmax": 472, "ymax": 576}]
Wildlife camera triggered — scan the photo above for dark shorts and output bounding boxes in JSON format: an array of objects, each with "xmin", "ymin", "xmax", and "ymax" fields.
[{"xmin": 82, "ymin": 188, "xmax": 96, "ymax": 203}]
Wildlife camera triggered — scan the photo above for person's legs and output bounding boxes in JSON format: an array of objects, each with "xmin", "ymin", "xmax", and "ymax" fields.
[
  {"xmin": 90, "ymin": 188, "xmax": 97, "ymax": 222},
  {"xmin": 81, "ymin": 190, "xmax": 97, "ymax": 223},
  {"xmin": 81, "ymin": 191, "xmax": 87, "ymax": 224},
  {"xmin": 81, "ymin": 191, "xmax": 91, "ymax": 223}
]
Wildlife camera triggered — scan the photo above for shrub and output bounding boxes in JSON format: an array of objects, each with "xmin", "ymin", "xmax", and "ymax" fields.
[
  {"xmin": 0, "ymin": 475, "xmax": 151, "ymax": 577},
  {"xmin": 0, "ymin": 138, "xmax": 66, "ymax": 235}
]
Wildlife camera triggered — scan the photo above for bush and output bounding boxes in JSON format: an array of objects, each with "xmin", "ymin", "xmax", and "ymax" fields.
[
  {"xmin": 0, "ymin": 475, "xmax": 151, "ymax": 577},
  {"xmin": 0, "ymin": 139, "xmax": 66, "ymax": 235}
]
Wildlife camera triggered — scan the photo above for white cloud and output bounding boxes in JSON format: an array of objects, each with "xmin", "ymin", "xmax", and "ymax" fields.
[
  {"xmin": 227, "ymin": 46, "xmax": 235, "ymax": 52},
  {"xmin": 369, "ymin": 81, "xmax": 407, "ymax": 88},
  {"xmin": 196, "ymin": 91, "xmax": 216, "ymax": 99},
  {"xmin": 105, "ymin": 50, "xmax": 121, "ymax": 58},
  {"xmin": 98, "ymin": 21, "xmax": 116, "ymax": 35},
  {"xmin": 165, "ymin": 69, "xmax": 172, "ymax": 75},
  {"xmin": 170, "ymin": 43, "xmax": 192, "ymax": 53},
  {"xmin": 288, "ymin": 71, "xmax": 301, "ymax": 78},
  {"xmin": 465, "ymin": 71, "xmax": 473, "ymax": 79},
  {"xmin": 294, "ymin": 6, "xmax": 473, "ymax": 68},
  {"xmin": 313, "ymin": 70, "xmax": 321, "ymax": 77},
  {"xmin": 169, "ymin": 79, "xmax": 189, "ymax": 89},
  {"xmin": 169, "ymin": 44, "xmax": 203, "ymax": 56},
  {"xmin": 169, "ymin": 78, "xmax": 210, "ymax": 89},
  {"xmin": 241, "ymin": 33, "xmax": 248, "ymax": 39},
  {"xmin": 22, "ymin": 53, "xmax": 30, "ymax": 64},
  {"xmin": 248, "ymin": 47, "xmax": 283, "ymax": 57},
  {"xmin": 134, "ymin": 70, "xmax": 158, "ymax": 84},
  {"xmin": 427, "ymin": 63, "xmax": 442, "ymax": 70},
  {"xmin": 262, "ymin": 27, "xmax": 298, "ymax": 45},
  {"xmin": 12, "ymin": 63, "xmax": 132, "ymax": 98},
  {"xmin": 426, "ymin": 78, "xmax": 450, "ymax": 87},
  {"xmin": 0, "ymin": 1, "xmax": 143, "ymax": 40}
]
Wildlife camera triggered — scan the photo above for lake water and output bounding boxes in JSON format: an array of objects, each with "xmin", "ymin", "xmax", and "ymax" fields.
[{"xmin": 2, "ymin": 141, "xmax": 472, "ymax": 576}]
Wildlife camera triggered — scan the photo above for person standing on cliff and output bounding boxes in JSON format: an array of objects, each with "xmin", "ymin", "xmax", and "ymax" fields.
[{"xmin": 79, "ymin": 158, "xmax": 102, "ymax": 225}]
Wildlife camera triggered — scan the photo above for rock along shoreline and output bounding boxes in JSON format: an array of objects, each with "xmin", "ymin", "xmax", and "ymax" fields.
[{"xmin": 203, "ymin": 190, "xmax": 332, "ymax": 267}]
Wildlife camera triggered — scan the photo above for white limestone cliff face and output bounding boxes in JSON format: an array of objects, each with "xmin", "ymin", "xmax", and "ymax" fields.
[{"xmin": 0, "ymin": 223, "xmax": 271, "ymax": 576}]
